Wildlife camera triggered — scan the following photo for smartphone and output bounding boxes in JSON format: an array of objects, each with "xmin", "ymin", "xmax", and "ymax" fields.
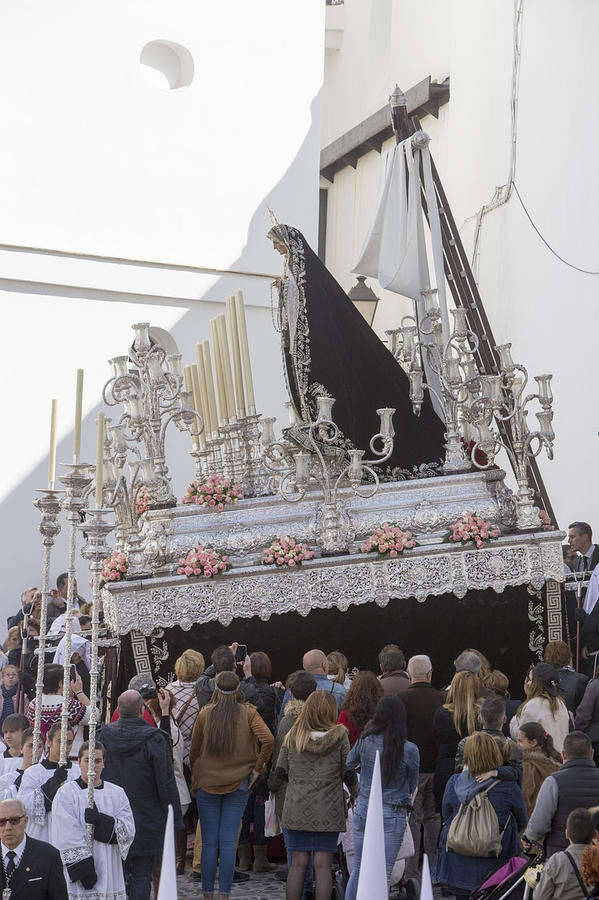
[
  {"xmin": 235, "ymin": 644, "xmax": 247, "ymax": 663},
  {"xmin": 70, "ymin": 665, "xmax": 77, "ymax": 682}
]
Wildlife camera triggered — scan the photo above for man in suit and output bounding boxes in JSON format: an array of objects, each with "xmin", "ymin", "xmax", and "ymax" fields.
[
  {"xmin": 568, "ymin": 522, "xmax": 599, "ymax": 573},
  {"xmin": 0, "ymin": 797, "xmax": 67, "ymax": 899}
]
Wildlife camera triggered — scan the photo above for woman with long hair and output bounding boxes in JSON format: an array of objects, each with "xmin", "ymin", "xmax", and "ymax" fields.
[
  {"xmin": 189, "ymin": 671, "xmax": 274, "ymax": 900},
  {"xmin": 345, "ymin": 695, "xmax": 419, "ymax": 900},
  {"xmin": 166, "ymin": 649, "xmax": 205, "ymax": 764},
  {"xmin": 273, "ymin": 690, "xmax": 356, "ymax": 900},
  {"xmin": 337, "ymin": 670, "xmax": 383, "ymax": 747},
  {"xmin": 509, "ymin": 662, "xmax": 570, "ymax": 751},
  {"xmin": 517, "ymin": 721, "xmax": 562, "ymax": 816},
  {"xmin": 434, "ymin": 732, "xmax": 527, "ymax": 895},
  {"xmin": 327, "ymin": 651, "xmax": 351, "ymax": 689},
  {"xmin": 432, "ymin": 670, "xmax": 480, "ymax": 810}
]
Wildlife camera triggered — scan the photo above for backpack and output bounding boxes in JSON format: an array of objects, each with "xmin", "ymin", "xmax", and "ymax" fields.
[{"xmin": 446, "ymin": 780, "xmax": 506, "ymax": 858}]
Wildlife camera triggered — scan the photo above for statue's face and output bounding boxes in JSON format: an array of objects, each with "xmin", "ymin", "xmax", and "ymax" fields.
[{"xmin": 272, "ymin": 240, "xmax": 288, "ymax": 256}]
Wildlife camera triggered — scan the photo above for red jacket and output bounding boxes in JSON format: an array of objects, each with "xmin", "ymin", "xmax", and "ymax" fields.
[
  {"xmin": 337, "ymin": 709, "xmax": 362, "ymax": 748},
  {"xmin": 111, "ymin": 706, "xmax": 155, "ymax": 727}
]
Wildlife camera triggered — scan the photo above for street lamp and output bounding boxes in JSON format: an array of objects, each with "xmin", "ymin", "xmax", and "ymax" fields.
[{"xmin": 348, "ymin": 275, "xmax": 379, "ymax": 327}]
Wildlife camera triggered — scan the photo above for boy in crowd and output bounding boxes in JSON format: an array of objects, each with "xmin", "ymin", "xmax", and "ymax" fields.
[
  {"xmin": 534, "ymin": 807, "xmax": 596, "ymax": 899},
  {"xmin": 0, "ymin": 726, "xmax": 34, "ymax": 800},
  {"xmin": 52, "ymin": 741, "xmax": 135, "ymax": 899},
  {"xmin": 0, "ymin": 713, "xmax": 29, "ymax": 775},
  {"xmin": 18, "ymin": 723, "xmax": 79, "ymax": 842}
]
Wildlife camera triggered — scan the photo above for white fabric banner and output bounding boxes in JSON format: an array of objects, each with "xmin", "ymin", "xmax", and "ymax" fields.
[{"xmin": 157, "ymin": 805, "xmax": 177, "ymax": 900}]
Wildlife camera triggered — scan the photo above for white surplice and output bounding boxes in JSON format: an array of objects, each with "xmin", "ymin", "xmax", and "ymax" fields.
[
  {"xmin": 18, "ymin": 759, "xmax": 81, "ymax": 842},
  {"xmin": 0, "ymin": 767, "xmax": 24, "ymax": 801},
  {"xmin": 52, "ymin": 778, "xmax": 135, "ymax": 900}
]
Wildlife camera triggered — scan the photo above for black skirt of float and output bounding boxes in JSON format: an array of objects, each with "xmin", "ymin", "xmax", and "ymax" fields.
[{"xmin": 114, "ymin": 584, "xmax": 546, "ymax": 701}]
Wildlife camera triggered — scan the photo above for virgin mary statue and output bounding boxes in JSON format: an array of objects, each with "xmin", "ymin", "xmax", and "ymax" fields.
[{"xmin": 268, "ymin": 222, "xmax": 446, "ymax": 476}]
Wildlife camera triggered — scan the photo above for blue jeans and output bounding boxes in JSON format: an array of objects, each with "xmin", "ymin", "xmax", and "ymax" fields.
[
  {"xmin": 196, "ymin": 779, "xmax": 249, "ymax": 894},
  {"xmin": 126, "ymin": 854, "xmax": 154, "ymax": 900},
  {"xmin": 345, "ymin": 804, "xmax": 407, "ymax": 900}
]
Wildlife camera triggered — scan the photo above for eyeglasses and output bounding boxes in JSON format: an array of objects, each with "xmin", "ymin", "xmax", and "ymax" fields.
[{"xmin": 0, "ymin": 816, "xmax": 24, "ymax": 827}]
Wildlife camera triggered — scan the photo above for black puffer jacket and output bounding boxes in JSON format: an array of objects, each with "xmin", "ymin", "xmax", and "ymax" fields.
[
  {"xmin": 99, "ymin": 716, "xmax": 183, "ymax": 856},
  {"xmin": 247, "ymin": 678, "xmax": 283, "ymax": 734}
]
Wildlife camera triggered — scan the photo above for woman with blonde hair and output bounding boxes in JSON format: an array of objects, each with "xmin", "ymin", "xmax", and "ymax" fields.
[
  {"xmin": 166, "ymin": 648, "xmax": 205, "ymax": 764},
  {"xmin": 272, "ymin": 690, "xmax": 356, "ymax": 900},
  {"xmin": 190, "ymin": 671, "xmax": 273, "ymax": 900},
  {"xmin": 327, "ymin": 650, "xmax": 351, "ymax": 688},
  {"xmin": 509, "ymin": 662, "xmax": 570, "ymax": 751},
  {"xmin": 433, "ymin": 732, "xmax": 527, "ymax": 894},
  {"xmin": 432, "ymin": 670, "xmax": 480, "ymax": 810}
]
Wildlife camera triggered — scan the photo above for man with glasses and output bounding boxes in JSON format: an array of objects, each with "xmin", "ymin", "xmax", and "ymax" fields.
[{"xmin": 0, "ymin": 797, "xmax": 67, "ymax": 898}]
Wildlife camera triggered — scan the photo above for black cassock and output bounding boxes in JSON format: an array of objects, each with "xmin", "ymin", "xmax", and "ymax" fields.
[{"xmin": 268, "ymin": 223, "xmax": 445, "ymax": 475}]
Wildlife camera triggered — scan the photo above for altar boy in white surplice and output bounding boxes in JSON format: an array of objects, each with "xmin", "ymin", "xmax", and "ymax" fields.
[
  {"xmin": 52, "ymin": 740, "xmax": 135, "ymax": 899},
  {"xmin": 18, "ymin": 723, "xmax": 80, "ymax": 843}
]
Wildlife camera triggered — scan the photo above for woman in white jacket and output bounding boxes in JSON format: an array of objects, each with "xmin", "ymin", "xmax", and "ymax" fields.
[{"xmin": 509, "ymin": 662, "xmax": 570, "ymax": 752}]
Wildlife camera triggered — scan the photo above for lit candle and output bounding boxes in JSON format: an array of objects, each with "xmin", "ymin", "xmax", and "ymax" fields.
[
  {"xmin": 210, "ymin": 319, "xmax": 228, "ymax": 426},
  {"xmin": 202, "ymin": 341, "xmax": 218, "ymax": 436},
  {"xmin": 217, "ymin": 314, "xmax": 236, "ymax": 420},
  {"xmin": 195, "ymin": 343, "xmax": 212, "ymax": 435},
  {"xmin": 95, "ymin": 411, "xmax": 104, "ymax": 508},
  {"xmin": 48, "ymin": 399, "xmax": 58, "ymax": 489},
  {"xmin": 191, "ymin": 365, "xmax": 206, "ymax": 448},
  {"xmin": 226, "ymin": 296, "xmax": 246, "ymax": 417},
  {"xmin": 234, "ymin": 290, "xmax": 256, "ymax": 412},
  {"xmin": 73, "ymin": 369, "xmax": 84, "ymax": 463}
]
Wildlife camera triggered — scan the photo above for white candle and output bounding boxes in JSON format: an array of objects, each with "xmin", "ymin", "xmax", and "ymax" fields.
[
  {"xmin": 95, "ymin": 411, "xmax": 104, "ymax": 508},
  {"xmin": 195, "ymin": 343, "xmax": 212, "ymax": 435},
  {"xmin": 73, "ymin": 369, "xmax": 84, "ymax": 463},
  {"xmin": 234, "ymin": 290, "xmax": 255, "ymax": 411},
  {"xmin": 202, "ymin": 341, "xmax": 218, "ymax": 435},
  {"xmin": 191, "ymin": 365, "xmax": 206, "ymax": 448},
  {"xmin": 217, "ymin": 314, "xmax": 236, "ymax": 420},
  {"xmin": 48, "ymin": 399, "xmax": 58, "ymax": 489},
  {"xmin": 210, "ymin": 319, "xmax": 228, "ymax": 426},
  {"xmin": 226, "ymin": 296, "xmax": 246, "ymax": 417}
]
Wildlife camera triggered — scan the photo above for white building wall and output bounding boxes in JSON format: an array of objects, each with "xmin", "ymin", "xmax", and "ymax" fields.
[
  {"xmin": 323, "ymin": 0, "xmax": 599, "ymax": 532},
  {"xmin": 0, "ymin": 0, "xmax": 324, "ymax": 620}
]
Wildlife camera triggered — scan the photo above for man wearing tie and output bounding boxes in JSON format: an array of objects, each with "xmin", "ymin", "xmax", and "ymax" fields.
[
  {"xmin": 568, "ymin": 522, "xmax": 599, "ymax": 573},
  {"xmin": 570, "ymin": 523, "xmax": 599, "ymax": 675},
  {"xmin": 0, "ymin": 798, "xmax": 66, "ymax": 899}
]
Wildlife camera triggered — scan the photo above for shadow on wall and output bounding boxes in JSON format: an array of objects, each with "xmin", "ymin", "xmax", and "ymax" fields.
[{"xmin": 0, "ymin": 90, "xmax": 323, "ymax": 624}]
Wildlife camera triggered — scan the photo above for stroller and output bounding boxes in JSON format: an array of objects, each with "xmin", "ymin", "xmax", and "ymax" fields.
[{"xmin": 469, "ymin": 843, "xmax": 544, "ymax": 900}]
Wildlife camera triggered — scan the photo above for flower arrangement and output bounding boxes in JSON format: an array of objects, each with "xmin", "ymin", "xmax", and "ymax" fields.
[
  {"xmin": 360, "ymin": 523, "xmax": 416, "ymax": 557},
  {"xmin": 182, "ymin": 474, "xmax": 243, "ymax": 511},
  {"xmin": 135, "ymin": 484, "xmax": 151, "ymax": 518},
  {"xmin": 448, "ymin": 513, "xmax": 499, "ymax": 549},
  {"xmin": 261, "ymin": 536, "xmax": 315, "ymax": 567},
  {"xmin": 99, "ymin": 551, "xmax": 128, "ymax": 589},
  {"xmin": 177, "ymin": 544, "xmax": 230, "ymax": 578}
]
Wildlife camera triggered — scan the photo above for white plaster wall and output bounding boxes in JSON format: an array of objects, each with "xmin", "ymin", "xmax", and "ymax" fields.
[
  {"xmin": 323, "ymin": 0, "xmax": 599, "ymax": 532},
  {"xmin": 0, "ymin": 0, "xmax": 324, "ymax": 621}
]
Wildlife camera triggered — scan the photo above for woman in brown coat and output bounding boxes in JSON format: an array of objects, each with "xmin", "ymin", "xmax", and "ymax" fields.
[
  {"xmin": 272, "ymin": 690, "xmax": 357, "ymax": 900},
  {"xmin": 189, "ymin": 671, "xmax": 274, "ymax": 900},
  {"xmin": 517, "ymin": 721, "xmax": 562, "ymax": 816}
]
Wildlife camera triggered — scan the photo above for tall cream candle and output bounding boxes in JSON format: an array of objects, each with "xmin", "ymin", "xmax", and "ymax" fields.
[
  {"xmin": 95, "ymin": 411, "xmax": 104, "ymax": 508},
  {"xmin": 195, "ymin": 344, "xmax": 212, "ymax": 435},
  {"xmin": 73, "ymin": 369, "xmax": 84, "ymax": 463},
  {"xmin": 226, "ymin": 296, "xmax": 246, "ymax": 417},
  {"xmin": 217, "ymin": 314, "xmax": 236, "ymax": 420},
  {"xmin": 210, "ymin": 319, "xmax": 227, "ymax": 425},
  {"xmin": 234, "ymin": 290, "xmax": 255, "ymax": 411},
  {"xmin": 202, "ymin": 341, "xmax": 218, "ymax": 435},
  {"xmin": 48, "ymin": 399, "xmax": 58, "ymax": 489},
  {"xmin": 191, "ymin": 365, "xmax": 206, "ymax": 448}
]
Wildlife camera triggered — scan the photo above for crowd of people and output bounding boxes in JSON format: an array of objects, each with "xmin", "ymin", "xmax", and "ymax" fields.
[{"xmin": 7, "ymin": 540, "xmax": 599, "ymax": 898}]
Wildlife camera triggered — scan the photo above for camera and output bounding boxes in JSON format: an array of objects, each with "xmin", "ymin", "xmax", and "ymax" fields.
[{"xmin": 138, "ymin": 682, "xmax": 157, "ymax": 700}]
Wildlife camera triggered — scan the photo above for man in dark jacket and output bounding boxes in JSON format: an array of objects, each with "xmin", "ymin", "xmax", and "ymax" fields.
[
  {"xmin": 544, "ymin": 640, "xmax": 589, "ymax": 713},
  {"xmin": 0, "ymin": 798, "xmax": 68, "ymax": 899},
  {"xmin": 522, "ymin": 731, "xmax": 599, "ymax": 857},
  {"xmin": 99, "ymin": 690, "xmax": 183, "ymax": 900},
  {"xmin": 402, "ymin": 654, "xmax": 445, "ymax": 878},
  {"xmin": 195, "ymin": 643, "xmax": 258, "ymax": 710},
  {"xmin": 378, "ymin": 644, "xmax": 411, "ymax": 696}
]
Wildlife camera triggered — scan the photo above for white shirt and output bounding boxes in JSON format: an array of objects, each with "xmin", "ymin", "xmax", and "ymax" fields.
[{"xmin": 1, "ymin": 835, "xmax": 26, "ymax": 869}]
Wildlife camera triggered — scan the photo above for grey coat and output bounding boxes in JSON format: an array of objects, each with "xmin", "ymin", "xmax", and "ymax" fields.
[{"xmin": 272, "ymin": 724, "xmax": 355, "ymax": 832}]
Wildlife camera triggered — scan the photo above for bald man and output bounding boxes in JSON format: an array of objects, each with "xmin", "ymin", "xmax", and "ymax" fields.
[
  {"xmin": 99, "ymin": 690, "xmax": 183, "ymax": 900},
  {"xmin": 0, "ymin": 798, "xmax": 67, "ymax": 899},
  {"xmin": 279, "ymin": 649, "xmax": 347, "ymax": 718}
]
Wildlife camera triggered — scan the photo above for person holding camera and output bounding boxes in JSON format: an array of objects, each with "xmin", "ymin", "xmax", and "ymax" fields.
[
  {"xmin": 194, "ymin": 644, "xmax": 258, "ymax": 710},
  {"xmin": 99, "ymin": 689, "xmax": 183, "ymax": 900}
]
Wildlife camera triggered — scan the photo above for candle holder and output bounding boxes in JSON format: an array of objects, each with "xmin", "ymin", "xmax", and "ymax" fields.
[
  {"xmin": 468, "ymin": 354, "xmax": 554, "ymax": 530},
  {"xmin": 264, "ymin": 397, "xmax": 395, "ymax": 553},
  {"xmin": 78, "ymin": 507, "xmax": 115, "ymax": 841},
  {"xmin": 31, "ymin": 488, "xmax": 63, "ymax": 763},
  {"xmin": 57, "ymin": 463, "xmax": 93, "ymax": 765}
]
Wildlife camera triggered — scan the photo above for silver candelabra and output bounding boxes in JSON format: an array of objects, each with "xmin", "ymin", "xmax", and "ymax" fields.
[{"xmin": 264, "ymin": 397, "xmax": 395, "ymax": 553}]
